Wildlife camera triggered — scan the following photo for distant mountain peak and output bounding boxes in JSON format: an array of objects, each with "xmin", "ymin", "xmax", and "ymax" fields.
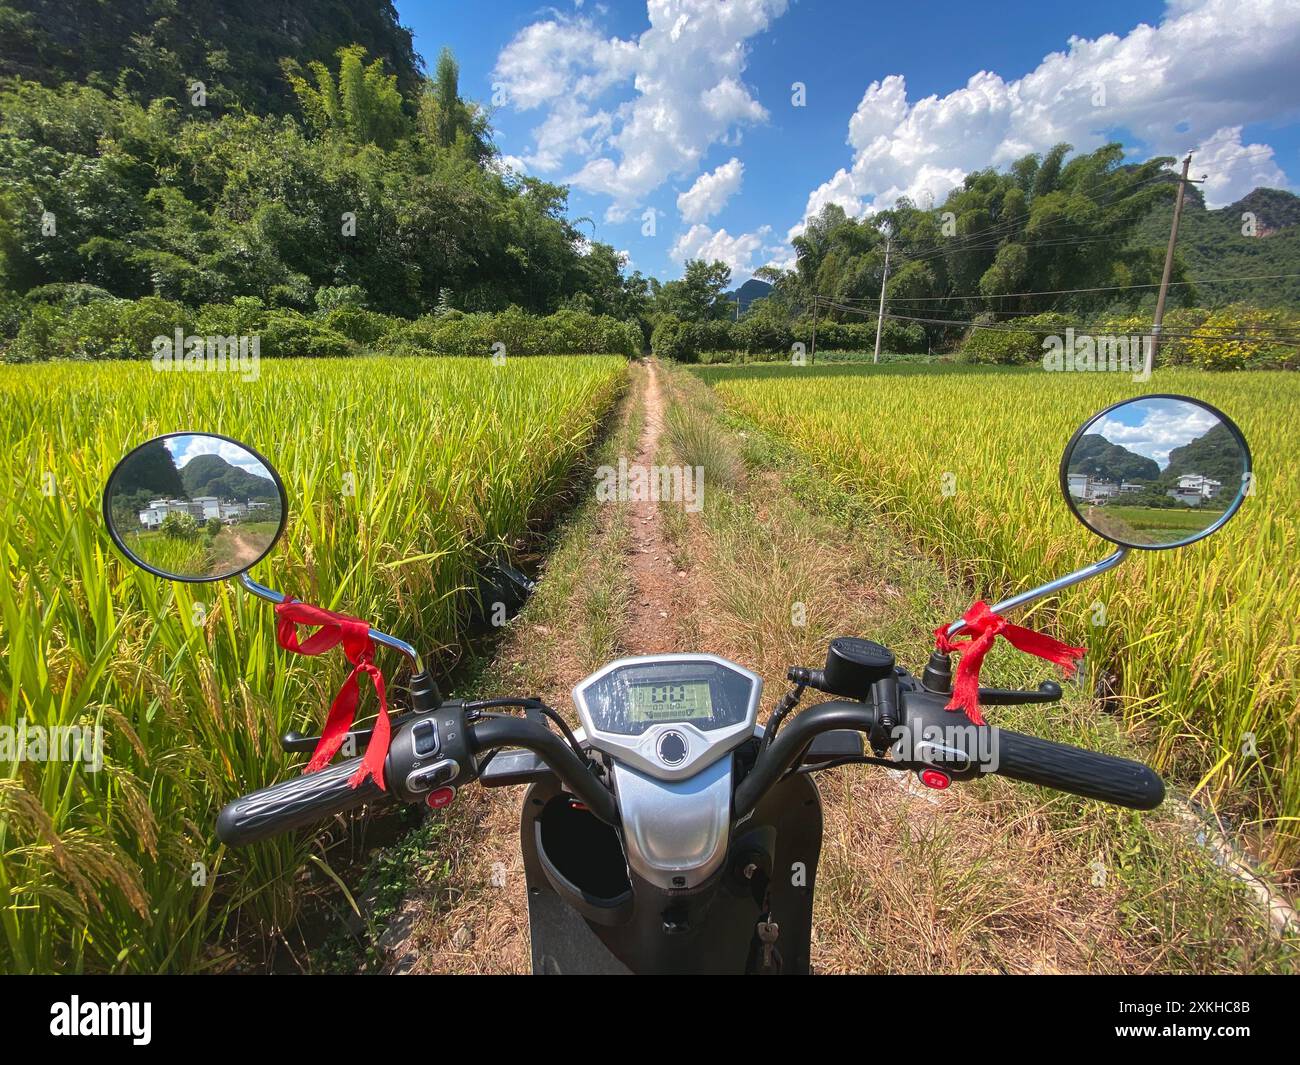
[
  {"xmin": 722, "ymin": 278, "xmax": 773, "ymax": 312},
  {"xmin": 1217, "ymin": 187, "xmax": 1300, "ymax": 233}
]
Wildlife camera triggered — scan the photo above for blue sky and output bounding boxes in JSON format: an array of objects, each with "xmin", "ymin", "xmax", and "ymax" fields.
[
  {"xmin": 397, "ymin": 0, "xmax": 1300, "ymax": 285},
  {"xmin": 1093, "ymin": 398, "xmax": 1218, "ymax": 467}
]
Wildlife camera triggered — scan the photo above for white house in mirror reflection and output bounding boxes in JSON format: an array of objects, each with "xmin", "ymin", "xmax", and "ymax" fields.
[
  {"xmin": 138, "ymin": 496, "xmax": 269, "ymax": 528},
  {"xmin": 1067, "ymin": 474, "xmax": 1143, "ymax": 502},
  {"xmin": 1166, "ymin": 474, "xmax": 1222, "ymax": 506}
]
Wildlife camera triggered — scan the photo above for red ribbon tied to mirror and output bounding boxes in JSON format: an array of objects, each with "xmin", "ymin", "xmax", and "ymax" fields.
[
  {"xmin": 933, "ymin": 601, "xmax": 1085, "ymax": 726},
  {"xmin": 274, "ymin": 598, "xmax": 390, "ymax": 790}
]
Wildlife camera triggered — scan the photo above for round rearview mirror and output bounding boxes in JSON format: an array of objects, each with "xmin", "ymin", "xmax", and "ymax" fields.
[
  {"xmin": 103, "ymin": 432, "xmax": 287, "ymax": 582},
  {"xmin": 1060, "ymin": 394, "xmax": 1250, "ymax": 550}
]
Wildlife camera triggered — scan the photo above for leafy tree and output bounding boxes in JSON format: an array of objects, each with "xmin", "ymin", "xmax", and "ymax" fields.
[
  {"xmin": 0, "ymin": 53, "xmax": 625, "ymax": 320},
  {"xmin": 418, "ymin": 48, "xmax": 492, "ymax": 163},
  {"xmin": 315, "ymin": 284, "xmax": 368, "ymax": 313},
  {"xmin": 160, "ymin": 512, "xmax": 200, "ymax": 541},
  {"xmin": 284, "ymin": 45, "xmax": 408, "ymax": 148},
  {"xmin": 771, "ymin": 143, "xmax": 1187, "ymax": 350},
  {"xmin": 116, "ymin": 438, "xmax": 184, "ymax": 497},
  {"xmin": 653, "ymin": 259, "xmax": 732, "ymax": 322},
  {"xmin": 574, "ymin": 242, "xmax": 649, "ymax": 322}
]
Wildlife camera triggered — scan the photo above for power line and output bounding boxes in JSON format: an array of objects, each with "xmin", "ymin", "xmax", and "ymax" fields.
[
  {"xmin": 875, "ymin": 309, "xmax": 1300, "ymax": 346},
  {"xmin": 839, "ymin": 271, "xmax": 1300, "ymax": 305}
]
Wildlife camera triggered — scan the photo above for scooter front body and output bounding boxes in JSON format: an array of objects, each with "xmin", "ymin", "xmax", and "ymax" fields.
[{"xmin": 520, "ymin": 761, "xmax": 822, "ymax": 974}]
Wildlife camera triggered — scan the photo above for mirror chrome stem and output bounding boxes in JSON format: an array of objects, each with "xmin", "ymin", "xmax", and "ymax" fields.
[
  {"xmin": 945, "ymin": 548, "xmax": 1129, "ymax": 639},
  {"xmin": 238, "ymin": 572, "xmax": 425, "ymax": 673}
]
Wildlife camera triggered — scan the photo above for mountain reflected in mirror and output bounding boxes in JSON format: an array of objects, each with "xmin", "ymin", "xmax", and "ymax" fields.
[
  {"xmin": 104, "ymin": 434, "xmax": 286, "ymax": 581},
  {"xmin": 1062, "ymin": 397, "xmax": 1249, "ymax": 549}
]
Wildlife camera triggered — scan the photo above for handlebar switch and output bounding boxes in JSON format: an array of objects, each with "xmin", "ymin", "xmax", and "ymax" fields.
[
  {"xmin": 411, "ymin": 718, "xmax": 439, "ymax": 757},
  {"xmin": 425, "ymin": 786, "xmax": 456, "ymax": 810},
  {"xmin": 388, "ymin": 700, "xmax": 473, "ymax": 801},
  {"xmin": 405, "ymin": 758, "xmax": 460, "ymax": 794},
  {"xmin": 918, "ymin": 768, "xmax": 951, "ymax": 790}
]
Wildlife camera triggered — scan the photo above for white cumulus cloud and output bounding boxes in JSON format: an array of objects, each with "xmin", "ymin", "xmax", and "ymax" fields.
[
  {"xmin": 493, "ymin": 0, "xmax": 787, "ymax": 220},
  {"xmin": 677, "ymin": 158, "xmax": 744, "ymax": 222},
  {"xmin": 791, "ymin": 0, "xmax": 1298, "ymax": 244},
  {"xmin": 670, "ymin": 223, "xmax": 773, "ymax": 282}
]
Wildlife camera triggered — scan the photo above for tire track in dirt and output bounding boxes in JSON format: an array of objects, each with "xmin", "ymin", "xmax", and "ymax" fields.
[{"xmin": 621, "ymin": 358, "xmax": 688, "ymax": 654}]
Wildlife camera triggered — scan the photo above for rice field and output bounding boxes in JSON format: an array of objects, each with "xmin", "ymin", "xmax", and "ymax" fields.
[
  {"xmin": 0, "ymin": 354, "xmax": 627, "ymax": 973},
  {"xmin": 701, "ymin": 362, "xmax": 1300, "ymax": 870}
]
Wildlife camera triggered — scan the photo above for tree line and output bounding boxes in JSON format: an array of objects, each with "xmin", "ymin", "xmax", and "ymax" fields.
[{"xmin": 0, "ymin": 27, "xmax": 651, "ymax": 349}]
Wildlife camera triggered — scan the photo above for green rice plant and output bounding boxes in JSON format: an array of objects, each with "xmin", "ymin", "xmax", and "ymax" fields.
[
  {"xmin": 120, "ymin": 529, "xmax": 212, "ymax": 575},
  {"xmin": 702, "ymin": 363, "xmax": 1300, "ymax": 869},
  {"xmin": 0, "ymin": 354, "xmax": 626, "ymax": 972}
]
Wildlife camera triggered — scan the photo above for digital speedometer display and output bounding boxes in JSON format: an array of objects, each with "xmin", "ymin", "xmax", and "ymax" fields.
[
  {"xmin": 628, "ymin": 681, "xmax": 712, "ymax": 723},
  {"xmin": 574, "ymin": 657, "xmax": 760, "ymax": 738}
]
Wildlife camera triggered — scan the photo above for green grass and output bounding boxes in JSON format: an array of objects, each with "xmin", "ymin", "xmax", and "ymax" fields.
[
  {"xmin": 1083, "ymin": 503, "xmax": 1222, "ymax": 545},
  {"xmin": 699, "ymin": 361, "xmax": 1300, "ymax": 870},
  {"xmin": 0, "ymin": 353, "xmax": 627, "ymax": 973}
]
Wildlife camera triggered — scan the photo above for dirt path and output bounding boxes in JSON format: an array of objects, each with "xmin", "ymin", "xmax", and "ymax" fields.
[
  {"xmin": 223, "ymin": 530, "xmax": 264, "ymax": 569},
  {"xmin": 622, "ymin": 359, "xmax": 682, "ymax": 654},
  {"xmin": 385, "ymin": 358, "xmax": 1289, "ymax": 975}
]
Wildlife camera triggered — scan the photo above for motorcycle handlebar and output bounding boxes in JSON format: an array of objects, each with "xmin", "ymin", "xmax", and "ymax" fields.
[
  {"xmin": 217, "ymin": 686, "xmax": 1163, "ymax": 846},
  {"xmin": 216, "ymin": 707, "xmax": 621, "ymax": 847},
  {"xmin": 469, "ymin": 715, "xmax": 620, "ymax": 826},
  {"xmin": 216, "ymin": 757, "xmax": 382, "ymax": 846},
  {"xmin": 736, "ymin": 692, "xmax": 1164, "ymax": 816},
  {"xmin": 735, "ymin": 700, "xmax": 875, "ymax": 817},
  {"xmin": 987, "ymin": 727, "xmax": 1164, "ymax": 809}
]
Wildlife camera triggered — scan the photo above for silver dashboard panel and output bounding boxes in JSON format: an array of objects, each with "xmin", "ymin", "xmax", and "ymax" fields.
[
  {"xmin": 572, "ymin": 653, "xmax": 763, "ymax": 782},
  {"xmin": 612, "ymin": 757, "xmax": 734, "ymax": 890}
]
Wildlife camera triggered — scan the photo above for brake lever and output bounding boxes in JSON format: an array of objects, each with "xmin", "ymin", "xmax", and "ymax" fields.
[{"xmin": 974, "ymin": 680, "xmax": 1062, "ymax": 706}]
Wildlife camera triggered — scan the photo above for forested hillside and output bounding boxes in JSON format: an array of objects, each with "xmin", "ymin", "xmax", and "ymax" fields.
[
  {"xmin": 0, "ymin": 0, "xmax": 652, "ymax": 356},
  {"xmin": 1134, "ymin": 184, "xmax": 1300, "ymax": 307},
  {"xmin": 0, "ymin": 0, "xmax": 423, "ymax": 113},
  {"xmin": 2, "ymin": 1, "xmax": 1294, "ymax": 364}
]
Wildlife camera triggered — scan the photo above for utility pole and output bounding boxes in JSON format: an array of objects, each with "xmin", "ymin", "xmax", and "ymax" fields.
[
  {"xmin": 873, "ymin": 235, "xmax": 891, "ymax": 364},
  {"xmin": 1148, "ymin": 152, "xmax": 1192, "ymax": 377},
  {"xmin": 810, "ymin": 295, "xmax": 818, "ymax": 365}
]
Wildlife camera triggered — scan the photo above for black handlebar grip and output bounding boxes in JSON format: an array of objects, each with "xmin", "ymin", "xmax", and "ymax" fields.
[
  {"xmin": 990, "ymin": 727, "xmax": 1164, "ymax": 810},
  {"xmin": 216, "ymin": 758, "xmax": 384, "ymax": 846}
]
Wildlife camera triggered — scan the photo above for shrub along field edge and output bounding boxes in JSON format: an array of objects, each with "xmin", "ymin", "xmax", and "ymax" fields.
[{"xmin": 1, "ymin": 289, "xmax": 642, "ymax": 363}]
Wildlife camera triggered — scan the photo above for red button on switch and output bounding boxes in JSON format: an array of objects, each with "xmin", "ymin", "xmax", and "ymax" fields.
[
  {"xmin": 425, "ymin": 786, "xmax": 456, "ymax": 809},
  {"xmin": 919, "ymin": 768, "xmax": 951, "ymax": 790}
]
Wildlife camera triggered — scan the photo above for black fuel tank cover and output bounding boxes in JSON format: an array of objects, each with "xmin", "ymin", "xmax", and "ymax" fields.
[{"xmin": 823, "ymin": 637, "xmax": 896, "ymax": 700}]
